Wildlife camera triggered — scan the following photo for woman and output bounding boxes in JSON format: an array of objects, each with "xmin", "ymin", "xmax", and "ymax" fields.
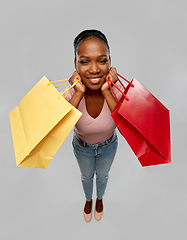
[{"xmin": 65, "ymin": 29, "xmax": 123, "ymax": 222}]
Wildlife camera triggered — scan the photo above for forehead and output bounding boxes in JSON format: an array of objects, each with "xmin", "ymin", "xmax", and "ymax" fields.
[{"xmin": 77, "ymin": 37, "xmax": 108, "ymax": 57}]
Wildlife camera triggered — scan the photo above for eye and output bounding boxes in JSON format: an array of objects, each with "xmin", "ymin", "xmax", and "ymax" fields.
[
  {"xmin": 99, "ymin": 59, "xmax": 108, "ymax": 64},
  {"xmin": 79, "ymin": 60, "xmax": 89, "ymax": 65}
]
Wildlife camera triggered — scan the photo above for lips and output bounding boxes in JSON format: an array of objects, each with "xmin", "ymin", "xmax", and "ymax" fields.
[{"xmin": 87, "ymin": 76, "xmax": 103, "ymax": 84}]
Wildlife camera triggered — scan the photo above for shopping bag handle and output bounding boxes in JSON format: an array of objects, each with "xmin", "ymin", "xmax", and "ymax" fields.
[
  {"xmin": 47, "ymin": 78, "xmax": 79, "ymax": 99},
  {"xmin": 58, "ymin": 79, "xmax": 79, "ymax": 99},
  {"xmin": 107, "ymin": 73, "xmax": 134, "ymax": 102},
  {"xmin": 117, "ymin": 74, "xmax": 134, "ymax": 87},
  {"xmin": 107, "ymin": 77, "xmax": 128, "ymax": 101},
  {"xmin": 47, "ymin": 79, "xmax": 70, "ymax": 88}
]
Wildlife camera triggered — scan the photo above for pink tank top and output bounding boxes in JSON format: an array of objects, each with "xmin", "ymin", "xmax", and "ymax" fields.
[{"xmin": 64, "ymin": 81, "xmax": 124, "ymax": 143}]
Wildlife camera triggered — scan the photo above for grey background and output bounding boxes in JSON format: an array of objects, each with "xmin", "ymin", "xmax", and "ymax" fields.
[{"xmin": 1, "ymin": 0, "xmax": 187, "ymax": 239}]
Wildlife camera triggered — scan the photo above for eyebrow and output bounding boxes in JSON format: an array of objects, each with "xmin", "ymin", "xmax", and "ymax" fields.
[{"xmin": 79, "ymin": 54, "xmax": 108, "ymax": 58}]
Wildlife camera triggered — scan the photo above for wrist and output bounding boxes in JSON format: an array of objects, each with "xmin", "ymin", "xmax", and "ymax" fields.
[
  {"xmin": 101, "ymin": 88, "xmax": 111, "ymax": 97},
  {"xmin": 74, "ymin": 90, "xmax": 85, "ymax": 99}
]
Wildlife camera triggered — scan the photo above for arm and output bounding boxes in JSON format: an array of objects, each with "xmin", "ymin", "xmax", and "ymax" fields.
[
  {"xmin": 69, "ymin": 91, "xmax": 84, "ymax": 108},
  {"xmin": 101, "ymin": 88, "xmax": 117, "ymax": 112},
  {"xmin": 101, "ymin": 67, "xmax": 118, "ymax": 112}
]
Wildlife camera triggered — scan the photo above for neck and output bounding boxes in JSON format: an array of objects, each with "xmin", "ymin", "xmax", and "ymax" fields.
[{"xmin": 85, "ymin": 88, "xmax": 103, "ymax": 97}]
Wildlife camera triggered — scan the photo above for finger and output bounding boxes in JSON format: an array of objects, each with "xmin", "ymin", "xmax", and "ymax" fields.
[
  {"xmin": 111, "ymin": 67, "xmax": 117, "ymax": 75},
  {"xmin": 74, "ymin": 71, "xmax": 81, "ymax": 81},
  {"xmin": 111, "ymin": 67, "xmax": 118, "ymax": 81},
  {"xmin": 74, "ymin": 72, "xmax": 82, "ymax": 83},
  {"xmin": 109, "ymin": 70, "xmax": 116, "ymax": 81},
  {"xmin": 110, "ymin": 67, "xmax": 116, "ymax": 76}
]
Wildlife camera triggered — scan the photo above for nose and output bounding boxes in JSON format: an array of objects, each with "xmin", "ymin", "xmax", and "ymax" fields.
[{"xmin": 88, "ymin": 62, "xmax": 100, "ymax": 74}]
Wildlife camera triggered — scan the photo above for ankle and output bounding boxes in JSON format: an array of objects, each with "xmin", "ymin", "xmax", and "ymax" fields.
[
  {"xmin": 84, "ymin": 199, "xmax": 92, "ymax": 214},
  {"xmin": 96, "ymin": 198, "xmax": 103, "ymax": 212}
]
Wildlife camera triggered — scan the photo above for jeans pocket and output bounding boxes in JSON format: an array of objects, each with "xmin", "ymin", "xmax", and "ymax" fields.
[
  {"xmin": 108, "ymin": 132, "xmax": 118, "ymax": 146},
  {"xmin": 72, "ymin": 134, "xmax": 84, "ymax": 148}
]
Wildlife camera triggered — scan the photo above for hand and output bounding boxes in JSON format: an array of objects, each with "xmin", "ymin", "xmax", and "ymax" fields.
[
  {"xmin": 69, "ymin": 71, "xmax": 86, "ymax": 94},
  {"xmin": 101, "ymin": 67, "xmax": 118, "ymax": 92}
]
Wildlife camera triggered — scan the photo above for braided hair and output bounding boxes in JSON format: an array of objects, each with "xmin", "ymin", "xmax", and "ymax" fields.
[{"xmin": 73, "ymin": 29, "xmax": 110, "ymax": 59}]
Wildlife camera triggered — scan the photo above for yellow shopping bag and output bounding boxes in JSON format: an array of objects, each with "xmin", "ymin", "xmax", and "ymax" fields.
[{"xmin": 9, "ymin": 76, "xmax": 82, "ymax": 169}]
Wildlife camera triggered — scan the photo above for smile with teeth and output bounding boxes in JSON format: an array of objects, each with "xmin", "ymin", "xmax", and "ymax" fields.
[{"xmin": 88, "ymin": 76, "xmax": 103, "ymax": 84}]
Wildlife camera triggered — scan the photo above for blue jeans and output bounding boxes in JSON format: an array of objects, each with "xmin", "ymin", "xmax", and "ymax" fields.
[{"xmin": 72, "ymin": 131, "xmax": 118, "ymax": 202}]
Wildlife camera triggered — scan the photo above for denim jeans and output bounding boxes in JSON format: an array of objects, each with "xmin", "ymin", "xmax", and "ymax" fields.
[{"xmin": 72, "ymin": 131, "xmax": 118, "ymax": 202}]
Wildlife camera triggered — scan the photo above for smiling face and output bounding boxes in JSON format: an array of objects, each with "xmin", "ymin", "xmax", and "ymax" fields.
[{"xmin": 75, "ymin": 37, "xmax": 111, "ymax": 91}]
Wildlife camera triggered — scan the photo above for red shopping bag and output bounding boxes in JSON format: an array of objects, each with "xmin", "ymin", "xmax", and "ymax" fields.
[{"xmin": 108, "ymin": 74, "xmax": 171, "ymax": 167}]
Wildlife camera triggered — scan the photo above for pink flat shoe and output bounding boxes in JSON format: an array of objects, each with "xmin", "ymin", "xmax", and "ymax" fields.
[
  {"xmin": 83, "ymin": 200, "xmax": 92, "ymax": 222},
  {"xmin": 94, "ymin": 209, "xmax": 103, "ymax": 221},
  {"xmin": 83, "ymin": 211, "xmax": 92, "ymax": 222}
]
